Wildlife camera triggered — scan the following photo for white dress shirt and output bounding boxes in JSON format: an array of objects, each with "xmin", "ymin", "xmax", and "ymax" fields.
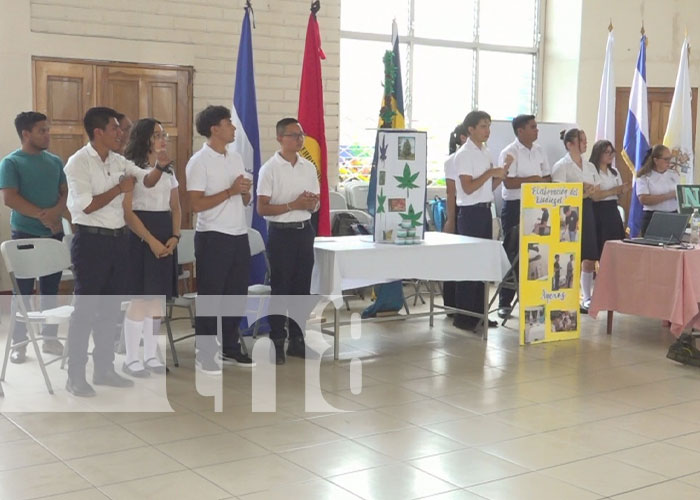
[
  {"xmin": 185, "ymin": 143, "xmax": 249, "ymax": 236},
  {"xmin": 454, "ymin": 138, "xmax": 495, "ymax": 206},
  {"xmin": 551, "ymin": 153, "xmax": 600, "ymax": 187},
  {"xmin": 499, "ymin": 140, "xmax": 551, "ymax": 201},
  {"xmin": 257, "ymin": 152, "xmax": 320, "ymax": 223},
  {"xmin": 132, "ymin": 167, "xmax": 178, "ymax": 211},
  {"xmin": 635, "ymin": 169, "xmax": 680, "ymax": 212},
  {"xmin": 596, "ymin": 167, "xmax": 622, "ymax": 202},
  {"xmin": 443, "ymin": 152, "xmax": 458, "ymax": 182},
  {"xmin": 65, "ymin": 143, "xmax": 148, "ymax": 229}
]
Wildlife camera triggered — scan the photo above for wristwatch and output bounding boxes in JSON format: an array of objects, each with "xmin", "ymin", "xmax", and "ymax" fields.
[{"xmin": 156, "ymin": 162, "xmax": 174, "ymax": 174}]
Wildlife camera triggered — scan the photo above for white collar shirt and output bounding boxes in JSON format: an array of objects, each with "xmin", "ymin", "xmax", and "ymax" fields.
[
  {"xmin": 454, "ymin": 138, "xmax": 495, "ymax": 206},
  {"xmin": 257, "ymin": 152, "xmax": 320, "ymax": 223},
  {"xmin": 444, "ymin": 152, "xmax": 458, "ymax": 181},
  {"xmin": 596, "ymin": 167, "xmax": 622, "ymax": 202},
  {"xmin": 185, "ymin": 143, "xmax": 249, "ymax": 236},
  {"xmin": 132, "ymin": 166, "xmax": 179, "ymax": 211},
  {"xmin": 635, "ymin": 169, "xmax": 680, "ymax": 212},
  {"xmin": 499, "ymin": 139, "xmax": 551, "ymax": 201},
  {"xmin": 65, "ymin": 143, "xmax": 148, "ymax": 229},
  {"xmin": 551, "ymin": 153, "xmax": 600, "ymax": 186}
]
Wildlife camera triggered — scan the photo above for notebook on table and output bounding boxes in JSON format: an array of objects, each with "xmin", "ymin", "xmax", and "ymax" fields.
[{"xmin": 623, "ymin": 212, "xmax": 690, "ymax": 246}]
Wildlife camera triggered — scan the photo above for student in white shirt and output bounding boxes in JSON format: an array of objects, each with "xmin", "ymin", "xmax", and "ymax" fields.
[
  {"xmin": 442, "ymin": 123, "xmax": 468, "ymax": 314},
  {"xmin": 257, "ymin": 118, "xmax": 320, "ymax": 365},
  {"xmin": 552, "ymin": 128, "xmax": 600, "ymax": 312},
  {"xmin": 186, "ymin": 105, "xmax": 255, "ymax": 374},
  {"xmin": 452, "ymin": 110, "xmax": 511, "ymax": 331},
  {"xmin": 121, "ymin": 118, "xmax": 181, "ymax": 377},
  {"xmin": 497, "ymin": 115, "xmax": 551, "ymax": 318},
  {"xmin": 64, "ymin": 106, "xmax": 165, "ymax": 397},
  {"xmin": 589, "ymin": 140, "xmax": 630, "ymax": 255},
  {"xmin": 635, "ymin": 144, "xmax": 680, "ymax": 236}
]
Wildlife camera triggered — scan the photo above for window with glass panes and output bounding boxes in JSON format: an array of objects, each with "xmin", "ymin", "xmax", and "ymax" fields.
[{"xmin": 339, "ymin": 0, "xmax": 542, "ymax": 183}]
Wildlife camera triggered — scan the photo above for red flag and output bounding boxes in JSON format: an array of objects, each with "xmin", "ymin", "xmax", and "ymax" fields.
[{"xmin": 298, "ymin": 2, "xmax": 330, "ymax": 236}]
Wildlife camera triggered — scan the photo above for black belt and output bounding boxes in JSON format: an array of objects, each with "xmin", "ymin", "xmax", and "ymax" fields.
[
  {"xmin": 269, "ymin": 220, "xmax": 312, "ymax": 230},
  {"xmin": 459, "ymin": 202, "xmax": 491, "ymax": 209},
  {"xmin": 76, "ymin": 224, "xmax": 128, "ymax": 237}
]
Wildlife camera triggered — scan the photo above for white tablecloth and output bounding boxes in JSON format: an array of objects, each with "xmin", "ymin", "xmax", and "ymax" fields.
[{"xmin": 311, "ymin": 232, "xmax": 510, "ymax": 296}]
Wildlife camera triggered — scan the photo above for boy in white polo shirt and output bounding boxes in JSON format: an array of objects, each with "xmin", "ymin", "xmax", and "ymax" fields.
[
  {"xmin": 257, "ymin": 118, "xmax": 320, "ymax": 365},
  {"xmin": 497, "ymin": 114, "xmax": 551, "ymax": 318},
  {"xmin": 452, "ymin": 110, "xmax": 511, "ymax": 331},
  {"xmin": 186, "ymin": 105, "xmax": 254, "ymax": 373}
]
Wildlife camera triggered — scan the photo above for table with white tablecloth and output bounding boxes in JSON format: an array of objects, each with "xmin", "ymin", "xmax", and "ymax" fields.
[{"xmin": 311, "ymin": 232, "xmax": 510, "ymax": 359}]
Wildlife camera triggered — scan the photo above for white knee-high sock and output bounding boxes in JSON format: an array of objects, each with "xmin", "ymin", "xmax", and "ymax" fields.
[
  {"xmin": 124, "ymin": 318, "xmax": 145, "ymax": 369},
  {"xmin": 143, "ymin": 317, "xmax": 164, "ymax": 367},
  {"xmin": 581, "ymin": 271, "xmax": 594, "ymax": 303}
]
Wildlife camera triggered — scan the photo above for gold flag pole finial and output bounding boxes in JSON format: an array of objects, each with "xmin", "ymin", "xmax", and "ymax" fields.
[
  {"xmin": 608, "ymin": 19, "xmax": 613, "ymax": 32},
  {"xmin": 640, "ymin": 22, "xmax": 645, "ymax": 36}
]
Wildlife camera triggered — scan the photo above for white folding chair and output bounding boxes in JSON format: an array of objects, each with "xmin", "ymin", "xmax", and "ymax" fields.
[
  {"xmin": 329, "ymin": 190, "xmax": 348, "ymax": 210},
  {"xmin": 345, "ymin": 182, "xmax": 370, "ymax": 211},
  {"xmin": 1, "ymin": 239, "xmax": 73, "ymax": 394},
  {"xmin": 163, "ymin": 229, "xmax": 197, "ymax": 367}
]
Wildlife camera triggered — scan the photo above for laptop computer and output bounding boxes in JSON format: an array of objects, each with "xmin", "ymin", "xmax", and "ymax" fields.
[{"xmin": 624, "ymin": 212, "xmax": 691, "ymax": 246}]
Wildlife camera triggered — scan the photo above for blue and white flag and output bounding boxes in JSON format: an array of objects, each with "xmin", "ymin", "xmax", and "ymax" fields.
[
  {"xmin": 622, "ymin": 35, "xmax": 649, "ymax": 237},
  {"xmin": 230, "ymin": 4, "xmax": 267, "ymax": 284}
]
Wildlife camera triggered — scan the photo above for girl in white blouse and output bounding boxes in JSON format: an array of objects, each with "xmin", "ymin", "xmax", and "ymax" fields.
[
  {"xmin": 551, "ymin": 128, "xmax": 600, "ymax": 312},
  {"xmin": 635, "ymin": 144, "xmax": 680, "ymax": 236},
  {"xmin": 589, "ymin": 140, "xmax": 631, "ymax": 255},
  {"xmin": 122, "ymin": 119, "xmax": 181, "ymax": 376}
]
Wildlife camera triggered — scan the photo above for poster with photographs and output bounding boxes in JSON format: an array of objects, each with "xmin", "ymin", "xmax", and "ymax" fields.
[
  {"xmin": 519, "ymin": 183, "xmax": 582, "ymax": 345},
  {"xmin": 373, "ymin": 130, "xmax": 428, "ymax": 244}
]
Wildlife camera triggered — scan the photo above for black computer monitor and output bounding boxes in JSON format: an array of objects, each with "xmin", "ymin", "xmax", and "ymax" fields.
[{"xmin": 645, "ymin": 212, "xmax": 692, "ymax": 243}]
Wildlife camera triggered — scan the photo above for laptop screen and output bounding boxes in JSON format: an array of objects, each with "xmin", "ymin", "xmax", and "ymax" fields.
[{"xmin": 645, "ymin": 212, "xmax": 691, "ymax": 242}]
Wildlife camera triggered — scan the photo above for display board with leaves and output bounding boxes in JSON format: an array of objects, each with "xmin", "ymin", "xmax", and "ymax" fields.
[{"xmin": 373, "ymin": 130, "xmax": 427, "ymax": 243}]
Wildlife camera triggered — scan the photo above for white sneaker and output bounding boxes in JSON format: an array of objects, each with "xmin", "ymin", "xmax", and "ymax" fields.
[{"xmin": 195, "ymin": 354, "xmax": 222, "ymax": 375}]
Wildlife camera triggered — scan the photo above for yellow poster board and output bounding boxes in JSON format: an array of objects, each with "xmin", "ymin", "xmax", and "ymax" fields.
[{"xmin": 519, "ymin": 183, "xmax": 583, "ymax": 345}]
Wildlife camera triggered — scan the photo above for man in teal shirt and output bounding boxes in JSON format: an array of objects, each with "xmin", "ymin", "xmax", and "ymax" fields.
[{"xmin": 0, "ymin": 111, "xmax": 68, "ymax": 363}]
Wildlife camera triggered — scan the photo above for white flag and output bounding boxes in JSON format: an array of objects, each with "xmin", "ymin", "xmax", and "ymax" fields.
[
  {"xmin": 663, "ymin": 38, "xmax": 694, "ymax": 184},
  {"xmin": 596, "ymin": 30, "xmax": 615, "ymax": 144}
]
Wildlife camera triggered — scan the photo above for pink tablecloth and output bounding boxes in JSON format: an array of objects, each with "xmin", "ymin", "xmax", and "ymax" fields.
[{"xmin": 589, "ymin": 241, "xmax": 700, "ymax": 336}]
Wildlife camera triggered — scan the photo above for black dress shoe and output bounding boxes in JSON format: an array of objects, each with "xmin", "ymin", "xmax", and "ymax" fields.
[
  {"xmin": 286, "ymin": 338, "xmax": 306, "ymax": 359},
  {"xmin": 488, "ymin": 319, "xmax": 498, "ymax": 328},
  {"xmin": 453, "ymin": 319, "xmax": 477, "ymax": 331},
  {"xmin": 10, "ymin": 346, "xmax": 26, "ymax": 364},
  {"xmin": 93, "ymin": 369, "xmax": 135, "ymax": 388},
  {"xmin": 497, "ymin": 308, "xmax": 512, "ymax": 319},
  {"xmin": 66, "ymin": 377, "xmax": 96, "ymax": 397}
]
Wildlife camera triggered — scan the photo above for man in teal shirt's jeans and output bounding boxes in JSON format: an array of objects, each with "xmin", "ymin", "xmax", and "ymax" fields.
[{"xmin": 0, "ymin": 112, "xmax": 68, "ymax": 363}]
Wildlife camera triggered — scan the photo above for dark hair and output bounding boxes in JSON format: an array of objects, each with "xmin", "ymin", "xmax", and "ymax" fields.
[
  {"xmin": 463, "ymin": 110, "xmax": 491, "ymax": 131},
  {"xmin": 276, "ymin": 117, "xmax": 300, "ymax": 136},
  {"xmin": 195, "ymin": 105, "xmax": 231, "ymax": 137},
  {"xmin": 512, "ymin": 114, "xmax": 535, "ymax": 135},
  {"xmin": 124, "ymin": 118, "xmax": 162, "ymax": 169},
  {"xmin": 448, "ymin": 123, "xmax": 468, "ymax": 154},
  {"xmin": 589, "ymin": 140, "xmax": 618, "ymax": 176},
  {"xmin": 84, "ymin": 107, "xmax": 120, "ymax": 140},
  {"xmin": 115, "ymin": 112, "xmax": 126, "ymax": 122},
  {"xmin": 560, "ymin": 128, "xmax": 584, "ymax": 149},
  {"xmin": 638, "ymin": 144, "xmax": 670, "ymax": 177},
  {"xmin": 14, "ymin": 111, "xmax": 47, "ymax": 140}
]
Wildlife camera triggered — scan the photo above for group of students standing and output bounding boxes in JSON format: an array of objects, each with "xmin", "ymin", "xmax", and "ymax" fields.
[
  {"xmin": 442, "ymin": 111, "xmax": 681, "ymax": 325},
  {"xmin": 0, "ymin": 105, "xmax": 320, "ymax": 397}
]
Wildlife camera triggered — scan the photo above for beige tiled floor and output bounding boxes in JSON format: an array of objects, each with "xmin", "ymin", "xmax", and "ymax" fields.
[{"xmin": 1, "ymin": 300, "xmax": 700, "ymax": 499}]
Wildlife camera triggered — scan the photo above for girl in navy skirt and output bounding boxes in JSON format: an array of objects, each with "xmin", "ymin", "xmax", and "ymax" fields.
[
  {"xmin": 551, "ymin": 128, "xmax": 600, "ymax": 312},
  {"xmin": 122, "ymin": 118, "xmax": 181, "ymax": 376},
  {"xmin": 589, "ymin": 140, "xmax": 630, "ymax": 254}
]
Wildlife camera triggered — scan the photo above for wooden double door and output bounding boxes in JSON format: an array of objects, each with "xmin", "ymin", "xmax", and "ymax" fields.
[{"xmin": 33, "ymin": 58, "xmax": 194, "ymax": 225}]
